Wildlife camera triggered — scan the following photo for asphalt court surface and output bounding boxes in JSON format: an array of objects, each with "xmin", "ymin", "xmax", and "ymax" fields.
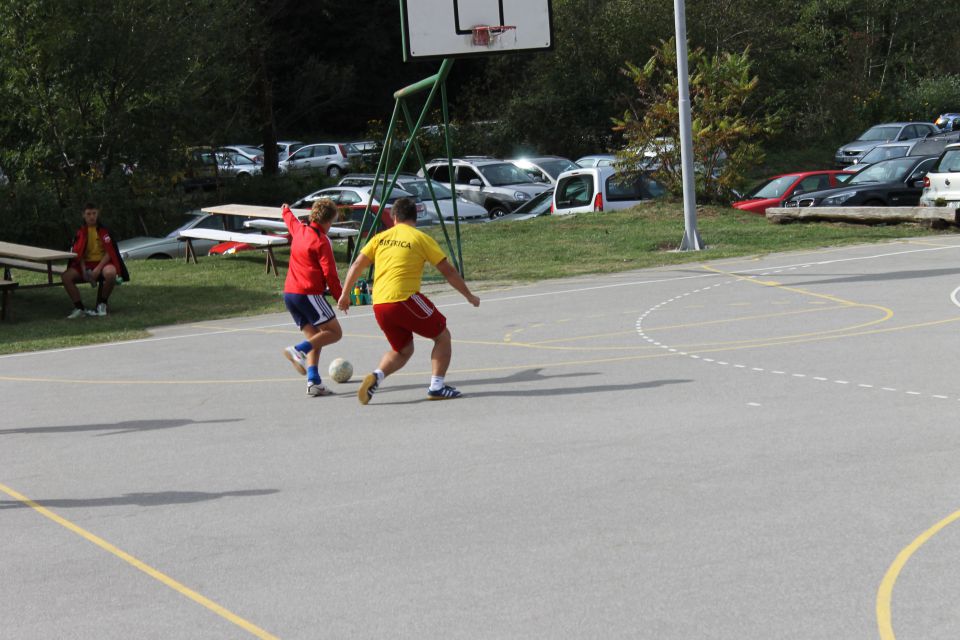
[{"xmin": 4, "ymin": 236, "xmax": 960, "ymax": 638}]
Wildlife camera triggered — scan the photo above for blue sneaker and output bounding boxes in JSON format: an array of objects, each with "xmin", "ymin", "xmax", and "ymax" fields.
[
  {"xmin": 284, "ymin": 346, "xmax": 307, "ymax": 375},
  {"xmin": 358, "ymin": 373, "xmax": 379, "ymax": 405},
  {"xmin": 427, "ymin": 385, "xmax": 461, "ymax": 400}
]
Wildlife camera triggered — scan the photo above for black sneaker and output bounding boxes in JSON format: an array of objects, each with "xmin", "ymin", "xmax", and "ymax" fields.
[
  {"xmin": 427, "ymin": 385, "xmax": 461, "ymax": 400},
  {"xmin": 358, "ymin": 373, "xmax": 379, "ymax": 405}
]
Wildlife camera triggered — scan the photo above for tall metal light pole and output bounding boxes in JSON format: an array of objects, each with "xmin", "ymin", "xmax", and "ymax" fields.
[{"xmin": 674, "ymin": 0, "xmax": 703, "ymax": 250}]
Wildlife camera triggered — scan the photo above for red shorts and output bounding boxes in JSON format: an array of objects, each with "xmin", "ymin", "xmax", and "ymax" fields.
[{"xmin": 373, "ymin": 293, "xmax": 447, "ymax": 352}]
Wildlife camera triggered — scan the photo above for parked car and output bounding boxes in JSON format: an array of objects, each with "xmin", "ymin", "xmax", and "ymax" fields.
[
  {"xmin": 291, "ymin": 185, "xmax": 424, "ymax": 235},
  {"xmin": 935, "ymin": 114, "xmax": 960, "ymax": 132},
  {"xmin": 784, "ymin": 155, "xmax": 938, "ymax": 207},
  {"xmin": 553, "ymin": 166, "xmax": 666, "ymax": 214},
  {"xmin": 349, "ymin": 140, "xmax": 380, "ymax": 165},
  {"xmin": 575, "ymin": 153, "xmax": 617, "ymax": 168},
  {"xmin": 117, "ymin": 211, "xmax": 251, "ymax": 260},
  {"xmin": 218, "ymin": 145, "xmax": 263, "ymax": 164},
  {"xmin": 509, "ymin": 156, "xmax": 578, "ymax": 184},
  {"xmin": 732, "ymin": 170, "xmax": 853, "ymax": 214},
  {"xmin": 280, "ymin": 143, "xmax": 352, "ymax": 177},
  {"xmin": 176, "ymin": 147, "xmax": 219, "ymax": 191},
  {"xmin": 216, "ymin": 150, "xmax": 262, "ymax": 179},
  {"xmin": 419, "ymin": 157, "xmax": 551, "ymax": 218},
  {"xmin": 272, "ymin": 140, "xmax": 305, "ymax": 162},
  {"xmin": 850, "ymin": 142, "xmax": 915, "ymax": 168},
  {"xmin": 834, "ymin": 122, "xmax": 940, "ymax": 167},
  {"xmin": 919, "ymin": 143, "xmax": 960, "ymax": 207},
  {"xmin": 494, "ymin": 188, "xmax": 555, "ymax": 221},
  {"xmin": 337, "ymin": 173, "xmax": 488, "ymax": 224},
  {"xmin": 850, "ymin": 133, "xmax": 960, "ymax": 169}
]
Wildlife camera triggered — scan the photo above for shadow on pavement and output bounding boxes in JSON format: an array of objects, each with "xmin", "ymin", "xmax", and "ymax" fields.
[
  {"xmin": 0, "ymin": 489, "xmax": 278, "ymax": 510},
  {"xmin": 0, "ymin": 418, "xmax": 244, "ymax": 437}
]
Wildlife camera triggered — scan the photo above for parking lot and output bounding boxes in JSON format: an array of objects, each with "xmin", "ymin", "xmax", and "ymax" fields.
[{"xmin": 4, "ymin": 236, "xmax": 960, "ymax": 638}]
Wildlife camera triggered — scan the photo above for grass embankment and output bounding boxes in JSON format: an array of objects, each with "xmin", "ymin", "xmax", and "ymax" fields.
[{"xmin": 3, "ymin": 202, "xmax": 954, "ymax": 354}]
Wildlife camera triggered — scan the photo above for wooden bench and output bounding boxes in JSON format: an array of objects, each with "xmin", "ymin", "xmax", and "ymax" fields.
[
  {"xmin": 0, "ymin": 279, "xmax": 18, "ymax": 321},
  {"xmin": 0, "ymin": 257, "xmax": 66, "ymax": 288},
  {"xmin": 178, "ymin": 229, "xmax": 290, "ymax": 275}
]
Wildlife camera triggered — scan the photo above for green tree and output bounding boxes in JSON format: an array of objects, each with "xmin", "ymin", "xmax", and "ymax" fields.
[
  {"xmin": 612, "ymin": 38, "xmax": 781, "ymax": 201},
  {"xmin": 0, "ymin": 0, "xmax": 247, "ymax": 187}
]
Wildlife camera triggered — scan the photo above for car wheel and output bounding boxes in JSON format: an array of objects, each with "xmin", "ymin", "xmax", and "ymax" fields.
[
  {"xmin": 327, "ymin": 166, "xmax": 342, "ymax": 178},
  {"xmin": 488, "ymin": 204, "xmax": 509, "ymax": 218}
]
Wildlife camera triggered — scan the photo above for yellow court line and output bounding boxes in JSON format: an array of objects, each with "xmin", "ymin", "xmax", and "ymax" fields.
[
  {"xmin": 656, "ymin": 315, "xmax": 960, "ymax": 354},
  {"xmin": 877, "ymin": 508, "xmax": 960, "ymax": 640},
  {"xmin": 0, "ymin": 482, "xmax": 280, "ymax": 640}
]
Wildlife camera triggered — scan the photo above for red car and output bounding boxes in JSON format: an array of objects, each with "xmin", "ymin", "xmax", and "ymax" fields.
[{"xmin": 732, "ymin": 170, "xmax": 854, "ymax": 214}]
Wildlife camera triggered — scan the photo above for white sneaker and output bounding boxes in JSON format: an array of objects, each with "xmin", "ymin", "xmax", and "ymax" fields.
[
  {"xmin": 67, "ymin": 308, "xmax": 86, "ymax": 319},
  {"xmin": 84, "ymin": 309, "xmax": 98, "ymax": 317},
  {"xmin": 307, "ymin": 383, "xmax": 333, "ymax": 397},
  {"xmin": 95, "ymin": 303, "xmax": 108, "ymax": 316},
  {"xmin": 284, "ymin": 346, "xmax": 307, "ymax": 375}
]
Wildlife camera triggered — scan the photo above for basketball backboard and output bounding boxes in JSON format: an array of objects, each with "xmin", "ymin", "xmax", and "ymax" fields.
[{"xmin": 400, "ymin": 0, "xmax": 553, "ymax": 60}]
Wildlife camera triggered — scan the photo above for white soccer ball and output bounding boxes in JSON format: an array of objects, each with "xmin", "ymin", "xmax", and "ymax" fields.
[{"xmin": 328, "ymin": 358, "xmax": 353, "ymax": 383}]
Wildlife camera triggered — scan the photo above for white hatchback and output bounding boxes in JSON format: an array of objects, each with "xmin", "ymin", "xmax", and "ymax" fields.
[
  {"xmin": 552, "ymin": 166, "xmax": 666, "ymax": 215},
  {"xmin": 920, "ymin": 143, "xmax": 960, "ymax": 208}
]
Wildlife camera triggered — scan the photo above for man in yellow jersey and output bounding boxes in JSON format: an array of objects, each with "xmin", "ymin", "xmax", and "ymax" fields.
[{"xmin": 337, "ymin": 197, "xmax": 479, "ymax": 404}]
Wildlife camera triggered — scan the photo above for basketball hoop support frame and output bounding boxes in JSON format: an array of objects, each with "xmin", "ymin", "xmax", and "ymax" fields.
[{"xmin": 349, "ymin": 58, "xmax": 467, "ymax": 277}]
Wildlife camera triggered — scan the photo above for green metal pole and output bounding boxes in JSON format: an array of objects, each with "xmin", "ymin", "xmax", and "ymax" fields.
[{"xmin": 399, "ymin": 100, "xmax": 459, "ymax": 267}]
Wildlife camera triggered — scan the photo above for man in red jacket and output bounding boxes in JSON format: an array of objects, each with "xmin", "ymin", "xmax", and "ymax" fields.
[
  {"xmin": 62, "ymin": 203, "xmax": 130, "ymax": 318},
  {"xmin": 280, "ymin": 199, "xmax": 345, "ymax": 397}
]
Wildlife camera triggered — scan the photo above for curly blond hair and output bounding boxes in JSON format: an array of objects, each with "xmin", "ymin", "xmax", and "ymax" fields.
[{"xmin": 309, "ymin": 198, "xmax": 339, "ymax": 225}]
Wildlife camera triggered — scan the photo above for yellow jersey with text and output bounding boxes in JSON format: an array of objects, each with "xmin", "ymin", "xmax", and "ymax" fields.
[
  {"xmin": 84, "ymin": 226, "xmax": 105, "ymax": 262},
  {"xmin": 360, "ymin": 224, "xmax": 446, "ymax": 303}
]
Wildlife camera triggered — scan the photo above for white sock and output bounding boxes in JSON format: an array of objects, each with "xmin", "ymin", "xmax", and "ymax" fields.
[
  {"xmin": 429, "ymin": 375, "xmax": 444, "ymax": 391},
  {"xmin": 374, "ymin": 369, "xmax": 385, "ymax": 383}
]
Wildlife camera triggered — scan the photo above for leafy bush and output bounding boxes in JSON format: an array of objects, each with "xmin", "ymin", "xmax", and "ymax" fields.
[{"xmin": 612, "ymin": 38, "xmax": 782, "ymax": 202}]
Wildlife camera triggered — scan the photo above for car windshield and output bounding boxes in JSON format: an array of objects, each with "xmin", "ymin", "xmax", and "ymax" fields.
[
  {"xmin": 934, "ymin": 149, "xmax": 960, "ymax": 172},
  {"xmin": 536, "ymin": 159, "xmax": 578, "ymax": 179},
  {"xmin": 849, "ymin": 157, "xmax": 916, "ymax": 184},
  {"xmin": 857, "ymin": 125, "xmax": 900, "ymax": 142},
  {"xmin": 514, "ymin": 189, "xmax": 554, "ymax": 214},
  {"xmin": 478, "ymin": 163, "xmax": 537, "ymax": 186},
  {"xmin": 165, "ymin": 214, "xmax": 205, "ymax": 238},
  {"xmin": 743, "ymin": 174, "xmax": 801, "ymax": 199},
  {"xmin": 859, "ymin": 145, "xmax": 909, "ymax": 164},
  {"xmin": 394, "ymin": 179, "xmax": 453, "ymax": 200}
]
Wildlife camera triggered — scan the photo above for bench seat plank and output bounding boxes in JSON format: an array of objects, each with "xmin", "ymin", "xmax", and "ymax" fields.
[
  {"xmin": 0, "ymin": 257, "xmax": 67, "ymax": 274},
  {"xmin": 177, "ymin": 229, "xmax": 290, "ymax": 245}
]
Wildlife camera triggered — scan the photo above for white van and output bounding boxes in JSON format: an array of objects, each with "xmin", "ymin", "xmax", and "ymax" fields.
[
  {"xmin": 552, "ymin": 165, "xmax": 666, "ymax": 215},
  {"xmin": 920, "ymin": 143, "xmax": 960, "ymax": 208}
]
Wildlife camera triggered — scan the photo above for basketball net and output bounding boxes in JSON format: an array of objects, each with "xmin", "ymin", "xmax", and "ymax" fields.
[{"xmin": 471, "ymin": 25, "xmax": 516, "ymax": 47}]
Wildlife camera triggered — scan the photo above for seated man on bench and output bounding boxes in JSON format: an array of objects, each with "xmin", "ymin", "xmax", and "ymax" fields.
[{"xmin": 62, "ymin": 203, "xmax": 130, "ymax": 318}]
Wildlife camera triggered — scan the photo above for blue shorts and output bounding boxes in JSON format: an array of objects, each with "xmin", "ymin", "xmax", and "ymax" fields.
[{"xmin": 284, "ymin": 293, "xmax": 337, "ymax": 329}]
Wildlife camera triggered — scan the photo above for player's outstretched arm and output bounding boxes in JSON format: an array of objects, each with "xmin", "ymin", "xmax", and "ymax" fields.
[
  {"xmin": 337, "ymin": 253, "xmax": 373, "ymax": 312},
  {"xmin": 435, "ymin": 259, "xmax": 479, "ymax": 307}
]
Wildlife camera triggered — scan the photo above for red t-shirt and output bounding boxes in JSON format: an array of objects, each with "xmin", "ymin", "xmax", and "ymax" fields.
[{"xmin": 281, "ymin": 205, "xmax": 343, "ymax": 298}]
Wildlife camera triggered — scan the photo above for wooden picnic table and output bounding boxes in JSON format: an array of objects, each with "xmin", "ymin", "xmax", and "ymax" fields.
[
  {"xmin": 0, "ymin": 241, "xmax": 76, "ymax": 287},
  {"xmin": 0, "ymin": 241, "xmax": 76, "ymax": 320},
  {"xmin": 202, "ymin": 204, "xmax": 362, "ymax": 256}
]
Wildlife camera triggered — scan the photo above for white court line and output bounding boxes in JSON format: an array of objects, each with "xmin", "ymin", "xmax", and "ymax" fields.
[
  {"xmin": 5, "ymin": 241, "xmax": 960, "ymax": 361},
  {"xmin": 951, "ymin": 285, "xmax": 960, "ymax": 309}
]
